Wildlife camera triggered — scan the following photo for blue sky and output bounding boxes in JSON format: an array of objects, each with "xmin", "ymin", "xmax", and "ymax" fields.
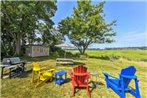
[{"xmin": 52, "ymin": 0, "xmax": 147, "ymax": 49}]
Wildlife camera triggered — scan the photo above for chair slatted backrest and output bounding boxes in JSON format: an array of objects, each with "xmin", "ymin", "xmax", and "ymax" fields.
[
  {"xmin": 73, "ymin": 65, "xmax": 88, "ymax": 85},
  {"xmin": 32, "ymin": 62, "xmax": 41, "ymax": 71},
  {"xmin": 120, "ymin": 66, "xmax": 136, "ymax": 88}
]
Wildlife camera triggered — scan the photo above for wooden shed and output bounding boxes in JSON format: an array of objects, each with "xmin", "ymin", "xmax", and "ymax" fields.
[{"xmin": 25, "ymin": 45, "xmax": 49, "ymax": 57}]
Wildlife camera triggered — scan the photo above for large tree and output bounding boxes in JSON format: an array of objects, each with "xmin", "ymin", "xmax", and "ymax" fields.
[
  {"xmin": 1, "ymin": 1, "xmax": 57, "ymax": 56},
  {"xmin": 59, "ymin": 1, "xmax": 116, "ymax": 54},
  {"xmin": 38, "ymin": 24, "xmax": 63, "ymax": 45}
]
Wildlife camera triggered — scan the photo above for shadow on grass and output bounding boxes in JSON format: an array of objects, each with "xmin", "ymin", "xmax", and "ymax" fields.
[
  {"xmin": 74, "ymin": 61, "xmax": 85, "ymax": 65},
  {"xmin": 129, "ymin": 86, "xmax": 136, "ymax": 91},
  {"xmin": 34, "ymin": 79, "xmax": 55, "ymax": 88},
  {"xmin": 89, "ymin": 55, "xmax": 119, "ymax": 61},
  {"xmin": 74, "ymin": 87, "xmax": 89, "ymax": 94},
  {"xmin": 22, "ymin": 69, "xmax": 32, "ymax": 77},
  {"xmin": 2, "ymin": 68, "xmax": 32, "ymax": 79},
  {"xmin": 56, "ymin": 61, "xmax": 85, "ymax": 68},
  {"xmin": 64, "ymin": 78, "xmax": 71, "ymax": 84},
  {"xmin": 74, "ymin": 58, "xmax": 87, "ymax": 60},
  {"xmin": 89, "ymin": 56, "xmax": 110, "ymax": 60},
  {"xmin": 72, "ymin": 81, "xmax": 104, "ymax": 94},
  {"xmin": 89, "ymin": 81, "xmax": 104, "ymax": 93},
  {"xmin": 74, "ymin": 86, "xmax": 95, "ymax": 95},
  {"xmin": 21, "ymin": 56, "xmax": 56, "ymax": 62},
  {"xmin": 21, "ymin": 56, "xmax": 84, "ymax": 63}
]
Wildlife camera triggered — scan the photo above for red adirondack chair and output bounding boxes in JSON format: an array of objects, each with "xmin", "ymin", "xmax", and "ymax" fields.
[{"xmin": 69, "ymin": 65, "xmax": 91, "ymax": 98}]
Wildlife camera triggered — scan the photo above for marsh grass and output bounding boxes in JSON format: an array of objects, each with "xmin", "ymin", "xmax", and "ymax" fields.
[{"xmin": 1, "ymin": 50, "xmax": 147, "ymax": 98}]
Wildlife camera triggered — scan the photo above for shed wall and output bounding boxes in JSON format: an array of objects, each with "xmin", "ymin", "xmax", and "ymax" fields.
[{"xmin": 25, "ymin": 46, "xmax": 49, "ymax": 57}]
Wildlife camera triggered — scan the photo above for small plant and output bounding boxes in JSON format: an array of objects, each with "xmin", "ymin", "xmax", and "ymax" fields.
[{"xmin": 79, "ymin": 54, "xmax": 89, "ymax": 60}]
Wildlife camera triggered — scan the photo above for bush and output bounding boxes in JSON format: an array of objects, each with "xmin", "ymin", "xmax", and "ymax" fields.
[
  {"xmin": 79, "ymin": 54, "xmax": 89, "ymax": 59},
  {"xmin": 74, "ymin": 53, "xmax": 80, "ymax": 58},
  {"xmin": 50, "ymin": 47, "xmax": 65, "ymax": 58}
]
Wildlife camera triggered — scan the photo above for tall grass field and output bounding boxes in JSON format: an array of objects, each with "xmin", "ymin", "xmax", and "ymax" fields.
[{"xmin": 1, "ymin": 49, "xmax": 147, "ymax": 98}]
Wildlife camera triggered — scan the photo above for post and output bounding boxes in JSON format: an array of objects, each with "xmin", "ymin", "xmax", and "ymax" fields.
[
  {"xmin": 9, "ymin": 68, "xmax": 12, "ymax": 78},
  {"xmin": 1, "ymin": 67, "xmax": 4, "ymax": 79},
  {"xmin": 32, "ymin": 71, "xmax": 35, "ymax": 83},
  {"xmin": 64, "ymin": 52, "xmax": 66, "ymax": 58}
]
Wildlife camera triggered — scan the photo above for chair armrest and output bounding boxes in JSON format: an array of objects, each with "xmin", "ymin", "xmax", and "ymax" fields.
[
  {"xmin": 40, "ymin": 67, "xmax": 47, "ymax": 70},
  {"xmin": 73, "ymin": 72, "xmax": 90, "ymax": 83},
  {"xmin": 73, "ymin": 72, "xmax": 90, "ymax": 76},
  {"xmin": 38, "ymin": 67, "xmax": 47, "ymax": 73},
  {"xmin": 69, "ymin": 71, "xmax": 78, "ymax": 85},
  {"xmin": 47, "ymin": 69, "xmax": 55, "ymax": 72},
  {"xmin": 85, "ymin": 72, "xmax": 90, "ymax": 82},
  {"xmin": 120, "ymin": 75, "xmax": 137, "ymax": 79},
  {"xmin": 103, "ymin": 72, "xmax": 118, "ymax": 79},
  {"xmin": 69, "ymin": 71, "xmax": 74, "ymax": 78}
]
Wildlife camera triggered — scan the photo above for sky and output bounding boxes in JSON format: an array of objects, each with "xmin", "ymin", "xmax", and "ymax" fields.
[{"xmin": 52, "ymin": 0, "xmax": 147, "ymax": 49}]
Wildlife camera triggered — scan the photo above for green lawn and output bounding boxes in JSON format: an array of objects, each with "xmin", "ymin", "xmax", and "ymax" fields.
[{"xmin": 1, "ymin": 50, "xmax": 147, "ymax": 98}]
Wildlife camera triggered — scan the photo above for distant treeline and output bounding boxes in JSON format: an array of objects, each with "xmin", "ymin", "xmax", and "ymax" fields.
[
  {"xmin": 105, "ymin": 46, "xmax": 147, "ymax": 50},
  {"xmin": 68, "ymin": 46, "xmax": 147, "ymax": 50}
]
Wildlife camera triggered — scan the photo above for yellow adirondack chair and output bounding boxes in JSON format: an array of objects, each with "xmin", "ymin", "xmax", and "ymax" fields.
[{"xmin": 32, "ymin": 62, "xmax": 54, "ymax": 87}]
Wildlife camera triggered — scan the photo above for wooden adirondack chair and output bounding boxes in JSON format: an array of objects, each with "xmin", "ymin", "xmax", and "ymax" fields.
[
  {"xmin": 32, "ymin": 62, "xmax": 54, "ymax": 87},
  {"xmin": 103, "ymin": 66, "xmax": 141, "ymax": 98},
  {"xmin": 69, "ymin": 65, "xmax": 91, "ymax": 98}
]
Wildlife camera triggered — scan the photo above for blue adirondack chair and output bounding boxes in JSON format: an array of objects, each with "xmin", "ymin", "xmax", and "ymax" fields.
[{"xmin": 103, "ymin": 66, "xmax": 141, "ymax": 98}]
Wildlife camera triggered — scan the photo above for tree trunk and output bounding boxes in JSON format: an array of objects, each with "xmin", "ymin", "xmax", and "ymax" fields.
[
  {"xmin": 15, "ymin": 35, "xmax": 21, "ymax": 55},
  {"xmin": 82, "ymin": 48, "xmax": 86, "ymax": 55},
  {"xmin": 74, "ymin": 40, "xmax": 92, "ymax": 55},
  {"xmin": 15, "ymin": 39, "xmax": 21, "ymax": 55},
  {"xmin": 78, "ymin": 48, "xmax": 82, "ymax": 54},
  {"xmin": 78, "ymin": 47, "xmax": 86, "ymax": 55}
]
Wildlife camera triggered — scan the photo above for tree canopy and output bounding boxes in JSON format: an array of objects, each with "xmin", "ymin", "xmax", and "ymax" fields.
[
  {"xmin": 1, "ymin": 1, "xmax": 62, "ymax": 56},
  {"xmin": 59, "ymin": 1, "xmax": 116, "ymax": 54}
]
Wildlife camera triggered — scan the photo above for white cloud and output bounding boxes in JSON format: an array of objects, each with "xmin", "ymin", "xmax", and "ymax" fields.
[
  {"xmin": 123, "ymin": 31, "xmax": 147, "ymax": 40},
  {"xmin": 66, "ymin": 30, "xmax": 147, "ymax": 49},
  {"xmin": 109, "ymin": 31, "xmax": 147, "ymax": 47}
]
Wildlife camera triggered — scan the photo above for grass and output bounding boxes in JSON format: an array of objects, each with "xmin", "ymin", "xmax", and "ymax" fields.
[
  {"xmin": 82, "ymin": 49, "xmax": 147, "ymax": 61},
  {"xmin": 1, "ymin": 49, "xmax": 147, "ymax": 98}
]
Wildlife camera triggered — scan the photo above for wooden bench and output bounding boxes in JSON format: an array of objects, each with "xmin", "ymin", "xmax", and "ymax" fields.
[
  {"xmin": 1, "ymin": 57, "xmax": 29, "ymax": 78},
  {"xmin": 56, "ymin": 58, "xmax": 74, "ymax": 65}
]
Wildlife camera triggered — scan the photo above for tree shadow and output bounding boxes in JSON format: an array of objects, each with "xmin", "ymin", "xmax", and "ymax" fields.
[
  {"xmin": 75, "ymin": 58, "xmax": 87, "ymax": 60},
  {"xmin": 56, "ymin": 61, "xmax": 85, "ymax": 67},
  {"xmin": 89, "ymin": 56, "xmax": 110, "ymax": 60},
  {"xmin": 89, "ymin": 55, "xmax": 118, "ymax": 61},
  {"xmin": 73, "ymin": 61, "xmax": 85, "ymax": 65},
  {"xmin": 21, "ymin": 55, "xmax": 85, "ymax": 64},
  {"xmin": 21, "ymin": 56, "xmax": 56, "ymax": 62}
]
